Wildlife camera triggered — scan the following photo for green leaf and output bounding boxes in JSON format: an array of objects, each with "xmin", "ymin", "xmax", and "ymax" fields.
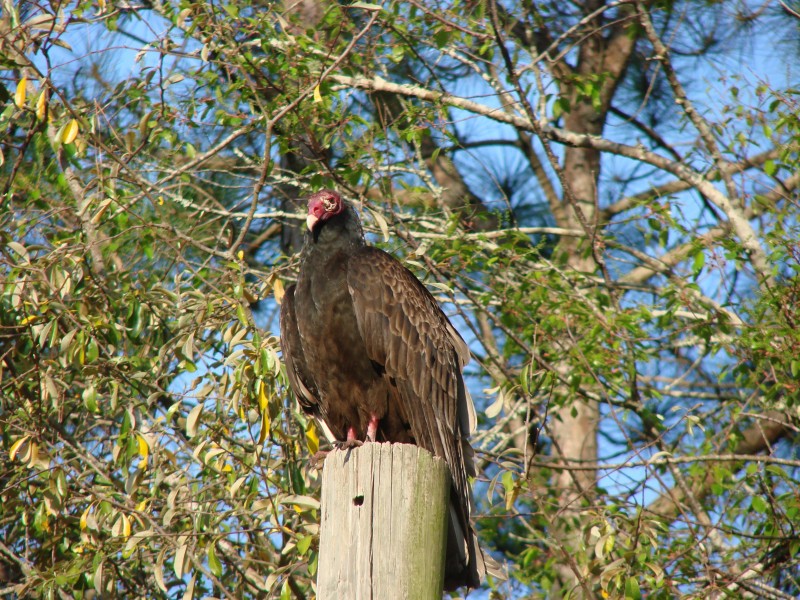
[
  {"xmin": 280, "ymin": 580, "xmax": 291, "ymax": 600},
  {"xmin": 83, "ymin": 384, "xmax": 98, "ymax": 412},
  {"xmin": 297, "ymin": 534, "xmax": 313, "ymax": 556},
  {"xmin": 127, "ymin": 301, "xmax": 144, "ymax": 339},
  {"xmin": 236, "ymin": 302, "xmax": 249, "ymax": 326},
  {"xmin": 553, "ymin": 97, "xmax": 570, "ymax": 119},
  {"xmin": 7, "ymin": 241, "xmax": 28, "ymax": 261},
  {"xmin": 208, "ymin": 542, "xmax": 222, "ymax": 577},
  {"xmin": 85, "ymin": 337, "xmax": 99, "ymax": 363},
  {"xmin": 692, "ymin": 249, "xmax": 705, "ymax": 275},
  {"xmin": 625, "ymin": 576, "xmax": 642, "ymax": 600},
  {"xmin": 751, "ymin": 495, "xmax": 768, "ymax": 514},
  {"xmin": 307, "ymin": 551, "xmax": 318, "ymax": 577}
]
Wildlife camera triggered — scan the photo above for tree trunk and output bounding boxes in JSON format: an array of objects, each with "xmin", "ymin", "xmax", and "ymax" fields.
[{"xmin": 546, "ymin": 7, "xmax": 636, "ymax": 596}]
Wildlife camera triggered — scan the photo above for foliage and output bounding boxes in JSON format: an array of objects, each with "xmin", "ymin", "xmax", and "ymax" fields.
[{"xmin": 1, "ymin": 0, "xmax": 799, "ymax": 598}]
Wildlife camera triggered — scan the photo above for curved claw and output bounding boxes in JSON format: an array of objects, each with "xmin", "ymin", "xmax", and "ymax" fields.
[
  {"xmin": 309, "ymin": 450, "xmax": 329, "ymax": 469},
  {"xmin": 334, "ymin": 438, "xmax": 363, "ymax": 450}
]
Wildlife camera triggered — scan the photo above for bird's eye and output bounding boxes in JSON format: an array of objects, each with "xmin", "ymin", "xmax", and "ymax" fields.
[{"xmin": 323, "ymin": 197, "xmax": 337, "ymax": 211}]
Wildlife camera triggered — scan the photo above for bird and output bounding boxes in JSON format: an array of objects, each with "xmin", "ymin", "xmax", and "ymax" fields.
[{"xmin": 279, "ymin": 189, "xmax": 492, "ymax": 590}]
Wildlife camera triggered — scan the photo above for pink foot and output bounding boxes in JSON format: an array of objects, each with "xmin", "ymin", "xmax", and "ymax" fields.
[
  {"xmin": 335, "ymin": 427, "xmax": 363, "ymax": 449},
  {"xmin": 366, "ymin": 415, "xmax": 379, "ymax": 442}
]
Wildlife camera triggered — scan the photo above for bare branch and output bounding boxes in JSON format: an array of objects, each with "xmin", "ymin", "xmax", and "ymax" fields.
[
  {"xmin": 602, "ymin": 147, "xmax": 786, "ymax": 219},
  {"xmin": 645, "ymin": 411, "xmax": 792, "ymax": 522}
]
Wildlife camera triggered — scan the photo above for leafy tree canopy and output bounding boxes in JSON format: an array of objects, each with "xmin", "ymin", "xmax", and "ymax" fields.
[{"xmin": 1, "ymin": 1, "xmax": 799, "ymax": 598}]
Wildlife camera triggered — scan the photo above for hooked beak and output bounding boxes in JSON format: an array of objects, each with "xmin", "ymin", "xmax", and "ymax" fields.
[{"xmin": 306, "ymin": 214, "xmax": 319, "ymax": 232}]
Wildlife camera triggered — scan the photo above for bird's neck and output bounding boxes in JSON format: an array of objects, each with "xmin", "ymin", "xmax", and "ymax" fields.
[
  {"xmin": 309, "ymin": 209, "xmax": 364, "ymax": 248},
  {"xmin": 301, "ymin": 209, "xmax": 365, "ymax": 265}
]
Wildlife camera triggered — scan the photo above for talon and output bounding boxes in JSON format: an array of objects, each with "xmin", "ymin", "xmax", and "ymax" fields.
[
  {"xmin": 335, "ymin": 438, "xmax": 363, "ymax": 450},
  {"xmin": 310, "ymin": 450, "xmax": 329, "ymax": 469}
]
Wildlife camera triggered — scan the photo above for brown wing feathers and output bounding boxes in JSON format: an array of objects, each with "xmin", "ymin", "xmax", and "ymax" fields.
[
  {"xmin": 348, "ymin": 248, "xmax": 480, "ymax": 587},
  {"xmin": 279, "ymin": 285, "xmax": 319, "ymax": 417}
]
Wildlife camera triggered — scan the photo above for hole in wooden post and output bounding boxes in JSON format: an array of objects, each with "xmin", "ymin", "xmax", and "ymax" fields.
[{"xmin": 353, "ymin": 495, "xmax": 364, "ymax": 506}]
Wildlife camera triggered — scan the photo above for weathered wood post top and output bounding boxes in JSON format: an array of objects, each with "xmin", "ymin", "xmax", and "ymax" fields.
[{"xmin": 317, "ymin": 443, "xmax": 450, "ymax": 600}]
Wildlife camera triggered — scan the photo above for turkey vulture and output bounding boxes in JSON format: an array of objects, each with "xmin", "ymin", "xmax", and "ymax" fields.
[{"xmin": 280, "ymin": 189, "xmax": 491, "ymax": 589}]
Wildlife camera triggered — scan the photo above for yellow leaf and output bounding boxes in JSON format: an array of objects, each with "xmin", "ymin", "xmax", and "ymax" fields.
[
  {"xmin": 27, "ymin": 442, "xmax": 43, "ymax": 469},
  {"xmin": 604, "ymin": 533, "xmax": 615, "ymax": 555},
  {"xmin": 305, "ymin": 422, "xmax": 319, "ymax": 455},
  {"xmin": 94, "ymin": 562, "xmax": 103, "ymax": 596},
  {"xmin": 370, "ymin": 208, "xmax": 390, "ymax": 242},
  {"xmin": 229, "ymin": 475, "xmax": 247, "ymax": 498},
  {"xmin": 273, "ymin": 278, "xmax": 285, "ymax": 305},
  {"xmin": 113, "ymin": 513, "xmax": 132, "ymax": 539},
  {"xmin": 237, "ymin": 249, "xmax": 244, "ymax": 260},
  {"xmin": 174, "ymin": 541, "xmax": 188, "ymax": 578},
  {"xmin": 135, "ymin": 433, "xmax": 149, "ymax": 460},
  {"xmin": 313, "ymin": 84, "xmax": 322, "ymax": 103},
  {"xmin": 9, "ymin": 436, "xmax": 30, "ymax": 461},
  {"xmin": 186, "ymin": 402, "xmax": 203, "ymax": 437},
  {"xmin": 90, "ymin": 197, "xmax": 112, "ymax": 224},
  {"xmin": 35, "ymin": 89, "xmax": 46, "ymax": 120},
  {"xmin": 258, "ymin": 380, "xmax": 269, "ymax": 411},
  {"xmin": 14, "ymin": 77, "xmax": 27, "ymax": 108},
  {"xmin": 62, "ymin": 119, "xmax": 79, "ymax": 144},
  {"xmin": 155, "ymin": 548, "xmax": 168, "ymax": 593},
  {"xmin": 40, "ymin": 511, "xmax": 51, "ymax": 533},
  {"xmin": 505, "ymin": 482, "xmax": 519, "ymax": 511},
  {"xmin": 258, "ymin": 407, "xmax": 270, "ymax": 445},
  {"xmin": 80, "ymin": 506, "xmax": 90, "ymax": 530},
  {"xmin": 183, "ymin": 574, "xmax": 196, "ymax": 600}
]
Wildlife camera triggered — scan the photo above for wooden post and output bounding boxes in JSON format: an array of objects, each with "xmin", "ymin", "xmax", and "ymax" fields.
[{"xmin": 317, "ymin": 443, "xmax": 450, "ymax": 600}]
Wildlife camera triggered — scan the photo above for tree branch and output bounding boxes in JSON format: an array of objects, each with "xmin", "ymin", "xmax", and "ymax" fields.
[
  {"xmin": 327, "ymin": 72, "xmax": 775, "ymax": 288},
  {"xmin": 644, "ymin": 410, "xmax": 792, "ymax": 522},
  {"xmin": 602, "ymin": 147, "xmax": 786, "ymax": 219}
]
